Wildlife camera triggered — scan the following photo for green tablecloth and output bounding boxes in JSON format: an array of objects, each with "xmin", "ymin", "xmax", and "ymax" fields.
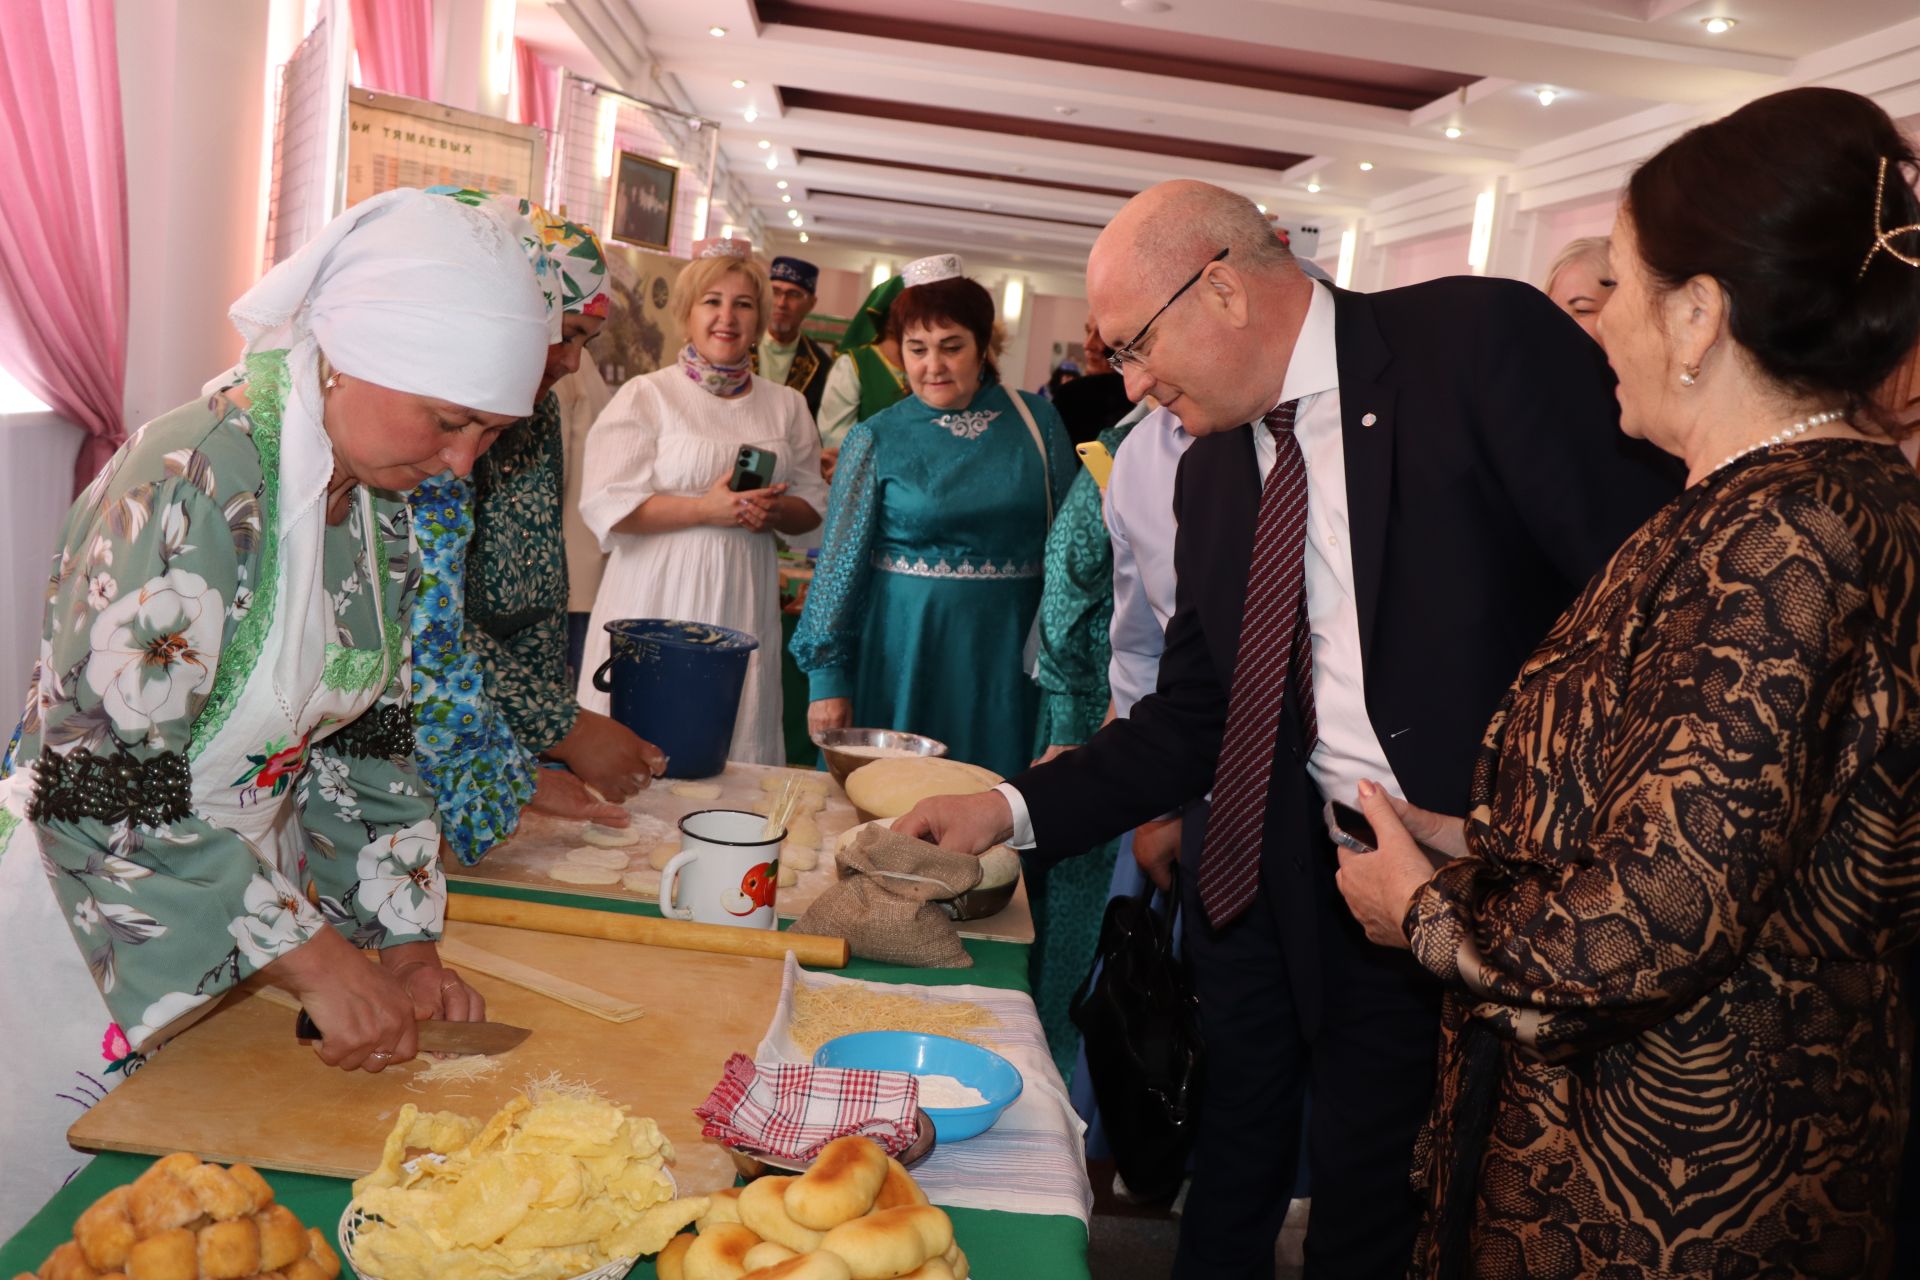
[{"xmin": 0, "ymin": 882, "xmax": 1088, "ymax": 1279}]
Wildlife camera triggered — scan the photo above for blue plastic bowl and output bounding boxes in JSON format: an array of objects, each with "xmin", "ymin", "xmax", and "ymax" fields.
[{"xmin": 813, "ymin": 1031, "xmax": 1023, "ymax": 1143}]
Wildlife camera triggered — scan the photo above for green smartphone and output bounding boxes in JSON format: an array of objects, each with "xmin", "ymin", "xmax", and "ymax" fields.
[{"xmin": 729, "ymin": 445, "xmax": 778, "ymax": 492}]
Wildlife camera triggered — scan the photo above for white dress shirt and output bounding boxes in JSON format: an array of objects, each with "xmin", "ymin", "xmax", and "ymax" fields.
[
  {"xmin": 1104, "ymin": 405, "xmax": 1191, "ymax": 719},
  {"xmin": 1000, "ymin": 281, "xmax": 1405, "ymax": 846},
  {"xmin": 759, "ymin": 335, "xmax": 798, "ymax": 388}
]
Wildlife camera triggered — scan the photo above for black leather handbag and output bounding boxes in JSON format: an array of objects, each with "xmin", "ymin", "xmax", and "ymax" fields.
[{"xmin": 1069, "ymin": 869, "xmax": 1204, "ymax": 1202}]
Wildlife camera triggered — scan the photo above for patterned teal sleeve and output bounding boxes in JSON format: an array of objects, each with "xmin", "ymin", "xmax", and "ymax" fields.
[
  {"xmin": 1032, "ymin": 423, "xmax": 1126, "ymax": 750},
  {"xmin": 407, "ymin": 474, "xmax": 537, "ymax": 863},
  {"xmin": 789, "ymin": 421, "xmax": 878, "ymax": 702}
]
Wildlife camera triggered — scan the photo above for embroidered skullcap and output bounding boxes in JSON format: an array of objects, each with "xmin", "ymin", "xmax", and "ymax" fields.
[
  {"xmin": 902, "ymin": 254, "xmax": 964, "ymax": 287},
  {"xmin": 695, "ymin": 237, "xmax": 754, "ymax": 261},
  {"xmin": 770, "ymin": 255, "xmax": 819, "ymax": 293}
]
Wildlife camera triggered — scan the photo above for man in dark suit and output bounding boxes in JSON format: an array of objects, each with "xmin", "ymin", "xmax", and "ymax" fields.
[
  {"xmin": 753, "ymin": 255, "xmax": 833, "ymax": 417},
  {"xmin": 898, "ymin": 180, "xmax": 1680, "ymax": 1278}
]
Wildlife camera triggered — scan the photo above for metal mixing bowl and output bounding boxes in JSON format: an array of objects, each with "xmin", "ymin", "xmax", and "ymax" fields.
[{"xmin": 811, "ymin": 728, "xmax": 948, "ymax": 789}]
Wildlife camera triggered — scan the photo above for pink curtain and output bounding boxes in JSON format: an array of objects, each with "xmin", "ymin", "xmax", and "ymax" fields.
[
  {"xmin": 515, "ymin": 40, "xmax": 559, "ymax": 132},
  {"xmin": 0, "ymin": 0, "xmax": 129, "ymax": 494},
  {"xmin": 351, "ymin": 0, "xmax": 435, "ymax": 100}
]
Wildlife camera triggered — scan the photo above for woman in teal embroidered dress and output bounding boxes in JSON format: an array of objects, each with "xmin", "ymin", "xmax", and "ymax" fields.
[
  {"xmin": 793, "ymin": 256, "xmax": 1074, "ymax": 780},
  {"xmin": 0, "ymin": 190, "xmax": 551, "ymax": 1232},
  {"xmin": 1028, "ymin": 416, "xmax": 1139, "ymax": 1079},
  {"xmin": 408, "ymin": 190, "xmax": 664, "ymax": 864}
]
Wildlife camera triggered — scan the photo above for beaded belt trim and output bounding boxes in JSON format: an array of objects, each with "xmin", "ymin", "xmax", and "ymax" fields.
[
  {"xmin": 325, "ymin": 704, "xmax": 415, "ymax": 760},
  {"xmin": 871, "ymin": 552, "xmax": 1040, "ymax": 581},
  {"xmin": 28, "ymin": 750, "xmax": 193, "ymax": 828}
]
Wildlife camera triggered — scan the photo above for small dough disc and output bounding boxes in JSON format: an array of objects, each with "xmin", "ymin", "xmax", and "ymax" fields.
[
  {"xmin": 781, "ymin": 843, "xmax": 819, "ymax": 872},
  {"xmin": 621, "ymin": 871, "xmax": 655, "ymax": 892},
  {"xmin": 647, "ymin": 841, "xmax": 681, "ymax": 871},
  {"xmin": 565, "ymin": 846, "xmax": 631, "ymax": 871},
  {"xmin": 580, "ymin": 823, "xmax": 641, "ymax": 848},
  {"xmin": 671, "ymin": 782, "xmax": 724, "ymax": 801},
  {"xmin": 786, "ymin": 813, "xmax": 821, "ymax": 850},
  {"xmin": 777, "ymin": 862, "xmax": 799, "ymax": 888},
  {"xmin": 547, "ymin": 864, "xmax": 623, "ymax": 886}
]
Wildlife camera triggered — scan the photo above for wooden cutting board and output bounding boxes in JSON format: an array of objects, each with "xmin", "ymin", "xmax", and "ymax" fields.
[
  {"xmin": 66, "ymin": 921, "xmax": 782, "ymax": 1194},
  {"xmin": 448, "ymin": 760, "xmax": 1037, "ymax": 945}
]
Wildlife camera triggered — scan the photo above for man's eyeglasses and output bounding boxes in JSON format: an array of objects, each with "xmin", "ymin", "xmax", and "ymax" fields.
[{"xmin": 1104, "ymin": 247, "xmax": 1229, "ymax": 373}]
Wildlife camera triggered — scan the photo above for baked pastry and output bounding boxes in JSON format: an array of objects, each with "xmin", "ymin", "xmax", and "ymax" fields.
[
  {"xmin": 127, "ymin": 1165, "xmax": 199, "ymax": 1238},
  {"xmin": 784, "ymin": 1136, "xmax": 888, "ymax": 1229},
  {"xmin": 253, "ymin": 1205, "xmax": 306, "ymax": 1271},
  {"xmin": 73, "ymin": 1186, "xmax": 137, "ymax": 1270},
  {"xmin": 737, "ymin": 1177, "xmax": 825, "ymax": 1254},
  {"xmin": 741, "ymin": 1253, "xmax": 853, "ymax": 1280},
  {"xmin": 871, "ymin": 1159, "xmax": 929, "ymax": 1212},
  {"xmin": 684, "ymin": 1222, "xmax": 761, "ymax": 1280},
  {"xmin": 817, "ymin": 1206, "xmax": 953, "ymax": 1280},
  {"xmin": 696, "ymin": 1186, "xmax": 744, "ymax": 1232},
  {"xmin": 195, "ymin": 1219, "xmax": 260, "ymax": 1279},
  {"xmin": 125, "ymin": 1227, "xmax": 197, "ymax": 1280},
  {"xmin": 742, "ymin": 1241, "xmax": 798, "ymax": 1270},
  {"xmin": 656, "ymin": 1232, "xmax": 697, "ymax": 1280},
  {"xmin": 183, "ymin": 1165, "xmax": 253, "ymax": 1222}
]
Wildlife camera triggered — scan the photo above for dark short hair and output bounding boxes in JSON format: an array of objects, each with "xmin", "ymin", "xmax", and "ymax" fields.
[
  {"xmin": 1625, "ymin": 87, "xmax": 1920, "ymax": 433},
  {"xmin": 891, "ymin": 277, "xmax": 998, "ymax": 372}
]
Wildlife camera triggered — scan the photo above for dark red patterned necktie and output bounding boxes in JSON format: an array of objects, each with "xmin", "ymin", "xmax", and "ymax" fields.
[{"xmin": 1197, "ymin": 401, "xmax": 1317, "ymax": 928}]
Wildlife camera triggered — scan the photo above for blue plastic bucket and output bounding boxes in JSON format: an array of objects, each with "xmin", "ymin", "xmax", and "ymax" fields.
[{"xmin": 591, "ymin": 619, "xmax": 759, "ymax": 778}]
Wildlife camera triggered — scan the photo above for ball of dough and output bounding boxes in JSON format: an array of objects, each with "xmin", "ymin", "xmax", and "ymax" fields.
[
  {"xmin": 784, "ymin": 813, "xmax": 821, "ymax": 850},
  {"xmin": 75, "ymin": 1186, "xmax": 137, "ymax": 1269},
  {"xmin": 657, "ymin": 1231, "xmax": 697, "ymax": 1280},
  {"xmin": 255, "ymin": 1204, "xmax": 308, "ymax": 1270},
  {"xmin": 737, "ymin": 1177, "xmax": 825, "ymax": 1255},
  {"xmin": 564, "ymin": 846, "xmax": 633, "ymax": 870},
  {"xmin": 784, "ymin": 1135, "xmax": 889, "ymax": 1230},
  {"xmin": 684, "ymin": 1221, "xmax": 760, "ymax": 1280},
  {"xmin": 580, "ymin": 823, "xmax": 642, "ymax": 848},
  {"xmin": 649, "ymin": 840, "xmax": 684, "ymax": 871},
  {"xmin": 126, "ymin": 1228, "xmax": 197, "ymax": 1280},
  {"xmin": 777, "ymin": 862, "xmax": 799, "ymax": 888},
  {"xmin": 547, "ymin": 864, "xmax": 625, "ymax": 886},
  {"xmin": 974, "ymin": 846, "xmax": 1021, "ymax": 891},
  {"xmin": 196, "ymin": 1217, "xmax": 261, "ymax": 1279},
  {"xmin": 622, "ymin": 870, "xmax": 656, "ymax": 893},
  {"xmin": 781, "ymin": 843, "xmax": 819, "ymax": 872},
  {"xmin": 844, "ymin": 759, "xmax": 1001, "ymax": 820},
  {"xmin": 671, "ymin": 782, "xmax": 724, "ymax": 801}
]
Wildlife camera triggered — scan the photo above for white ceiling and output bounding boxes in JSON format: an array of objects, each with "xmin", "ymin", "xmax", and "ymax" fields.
[{"xmin": 518, "ymin": 0, "xmax": 1920, "ymax": 273}]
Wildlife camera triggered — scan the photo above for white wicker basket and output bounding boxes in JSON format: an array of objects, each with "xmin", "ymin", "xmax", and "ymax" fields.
[{"xmin": 339, "ymin": 1202, "xmax": 644, "ymax": 1280}]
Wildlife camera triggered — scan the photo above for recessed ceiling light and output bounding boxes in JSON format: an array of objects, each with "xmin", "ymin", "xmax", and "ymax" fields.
[
  {"xmin": 1444, "ymin": 126, "xmax": 1463, "ymax": 139},
  {"xmin": 757, "ymin": 139, "xmax": 770, "ymax": 149},
  {"xmin": 1054, "ymin": 106, "xmax": 1077, "ymax": 116},
  {"xmin": 776, "ymin": 180, "xmax": 788, "ymax": 189},
  {"xmin": 1120, "ymin": 0, "xmax": 1172, "ymax": 12},
  {"xmin": 731, "ymin": 78, "xmax": 747, "ymax": 89},
  {"xmin": 791, "ymin": 216, "xmax": 803, "ymax": 226},
  {"xmin": 798, "ymin": 232, "xmax": 809, "ymax": 243},
  {"xmin": 1536, "ymin": 87, "xmax": 1558, "ymax": 106},
  {"xmin": 1357, "ymin": 161, "xmax": 1374, "ymax": 171},
  {"xmin": 781, "ymin": 194, "xmax": 792, "ymax": 203},
  {"xmin": 708, "ymin": 25, "xmax": 727, "ymax": 37},
  {"xmin": 742, "ymin": 107, "xmax": 758, "ymax": 123},
  {"xmin": 1305, "ymin": 181, "xmax": 1321, "ymax": 193},
  {"xmin": 1700, "ymin": 16, "xmax": 1736, "ymax": 34},
  {"xmin": 765, "ymin": 156, "xmax": 778, "ymax": 170}
]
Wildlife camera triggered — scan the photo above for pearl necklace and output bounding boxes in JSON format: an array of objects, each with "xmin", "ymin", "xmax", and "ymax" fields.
[{"xmin": 1711, "ymin": 408, "xmax": 1849, "ymax": 476}]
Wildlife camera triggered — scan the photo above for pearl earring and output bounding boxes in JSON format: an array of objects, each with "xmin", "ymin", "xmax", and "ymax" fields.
[
  {"xmin": 1679, "ymin": 363, "xmax": 1700, "ymax": 387},
  {"xmin": 324, "ymin": 371, "xmax": 342, "ymax": 391}
]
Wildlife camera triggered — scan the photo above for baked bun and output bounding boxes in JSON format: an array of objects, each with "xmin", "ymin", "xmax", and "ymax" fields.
[
  {"xmin": 785, "ymin": 1136, "xmax": 888, "ymax": 1229},
  {"xmin": 195, "ymin": 1219, "xmax": 261, "ymax": 1279},
  {"xmin": 127, "ymin": 1165, "xmax": 199, "ymax": 1238},
  {"xmin": 741, "ymin": 1253, "xmax": 853, "ymax": 1280},
  {"xmin": 253, "ymin": 1205, "xmax": 306, "ymax": 1271},
  {"xmin": 74, "ymin": 1186, "xmax": 137, "ymax": 1270},
  {"xmin": 37, "ymin": 1241, "xmax": 99, "ymax": 1280},
  {"xmin": 303, "ymin": 1228, "xmax": 340, "ymax": 1279},
  {"xmin": 871, "ymin": 1159, "xmax": 928, "ymax": 1212},
  {"xmin": 183, "ymin": 1166, "xmax": 254, "ymax": 1222},
  {"xmin": 742, "ymin": 1241, "xmax": 798, "ymax": 1270},
  {"xmin": 656, "ymin": 1232, "xmax": 696, "ymax": 1280},
  {"xmin": 125, "ymin": 1227, "xmax": 197, "ymax": 1280},
  {"xmin": 697, "ymin": 1186, "xmax": 744, "ymax": 1232},
  {"xmin": 685, "ymin": 1222, "xmax": 761, "ymax": 1280},
  {"xmin": 737, "ymin": 1178, "xmax": 826, "ymax": 1255},
  {"xmin": 817, "ymin": 1206, "xmax": 953, "ymax": 1280}
]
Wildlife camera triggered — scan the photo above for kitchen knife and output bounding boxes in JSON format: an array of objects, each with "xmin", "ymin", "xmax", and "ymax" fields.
[{"xmin": 293, "ymin": 1010, "xmax": 532, "ymax": 1056}]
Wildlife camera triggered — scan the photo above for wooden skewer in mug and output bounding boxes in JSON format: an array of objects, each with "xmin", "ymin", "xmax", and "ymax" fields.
[
  {"xmin": 447, "ymin": 893, "xmax": 850, "ymax": 967},
  {"xmin": 763, "ymin": 776, "xmax": 801, "ymax": 841}
]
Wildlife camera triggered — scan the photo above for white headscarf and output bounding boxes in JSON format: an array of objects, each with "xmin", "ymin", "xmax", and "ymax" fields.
[{"xmin": 214, "ymin": 188, "xmax": 550, "ymax": 527}]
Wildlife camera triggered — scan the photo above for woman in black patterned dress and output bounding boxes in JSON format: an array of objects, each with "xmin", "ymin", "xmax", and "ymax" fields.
[{"xmin": 1336, "ymin": 87, "xmax": 1920, "ymax": 1278}]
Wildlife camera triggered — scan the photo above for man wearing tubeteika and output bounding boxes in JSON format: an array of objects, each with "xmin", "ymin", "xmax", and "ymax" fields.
[{"xmin": 754, "ymin": 255, "xmax": 832, "ymax": 418}]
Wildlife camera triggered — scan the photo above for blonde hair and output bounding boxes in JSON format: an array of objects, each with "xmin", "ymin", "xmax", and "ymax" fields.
[
  {"xmin": 1542, "ymin": 236, "xmax": 1613, "ymax": 294},
  {"xmin": 670, "ymin": 255, "xmax": 772, "ymax": 341}
]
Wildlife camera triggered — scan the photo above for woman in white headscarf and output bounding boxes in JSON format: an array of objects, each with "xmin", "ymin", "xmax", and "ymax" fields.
[{"xmin": 0, "ymin": 188, "xmax": 551, "ymax": 1231}]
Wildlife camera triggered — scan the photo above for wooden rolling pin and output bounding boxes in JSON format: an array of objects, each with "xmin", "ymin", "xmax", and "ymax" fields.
[{"xmin": 448, "ymin": 894, "xmax": 850, "ymax": 968}]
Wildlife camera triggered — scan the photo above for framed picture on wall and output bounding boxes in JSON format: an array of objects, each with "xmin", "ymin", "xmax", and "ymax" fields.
[{"xmin": 608, "ymin": 150, "xmax": 678, "ymax": 251}]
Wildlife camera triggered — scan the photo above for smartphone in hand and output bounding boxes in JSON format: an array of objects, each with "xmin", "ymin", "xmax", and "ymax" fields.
[
  {"xmin": 729, "ymin": 445, "xmax": 777, "ymax": 492},
  {"xmin": 1324, "ymin": 798, "xmax": 1378, "ymax": 854}
]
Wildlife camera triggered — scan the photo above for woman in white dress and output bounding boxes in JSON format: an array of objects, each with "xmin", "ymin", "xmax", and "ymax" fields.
[{"xmin": 576, "ymin": 241, "xmax": 826, "ymax": 764}]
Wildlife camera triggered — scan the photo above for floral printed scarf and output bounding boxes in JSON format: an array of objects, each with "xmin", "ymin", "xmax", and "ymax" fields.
[{"xmin": 680, "ymin": 343, "xmax": 753, "ymax": 398}]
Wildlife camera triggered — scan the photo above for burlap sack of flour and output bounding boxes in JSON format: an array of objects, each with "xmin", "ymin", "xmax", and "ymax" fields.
[{"xmin": 794, "ymin": 824, "xmax": 983, "ymax": 968}]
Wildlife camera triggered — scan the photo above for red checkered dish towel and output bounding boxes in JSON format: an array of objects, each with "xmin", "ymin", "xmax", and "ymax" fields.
[{"xmin": 695, "ymin": 1053, "xmax": 922, "ymax": 1160}]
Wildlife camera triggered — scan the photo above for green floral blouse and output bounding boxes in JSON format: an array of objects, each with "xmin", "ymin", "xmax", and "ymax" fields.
[{"xmin": 1, "ymin": 352, "xmax": 442, "ymax": 1045}]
